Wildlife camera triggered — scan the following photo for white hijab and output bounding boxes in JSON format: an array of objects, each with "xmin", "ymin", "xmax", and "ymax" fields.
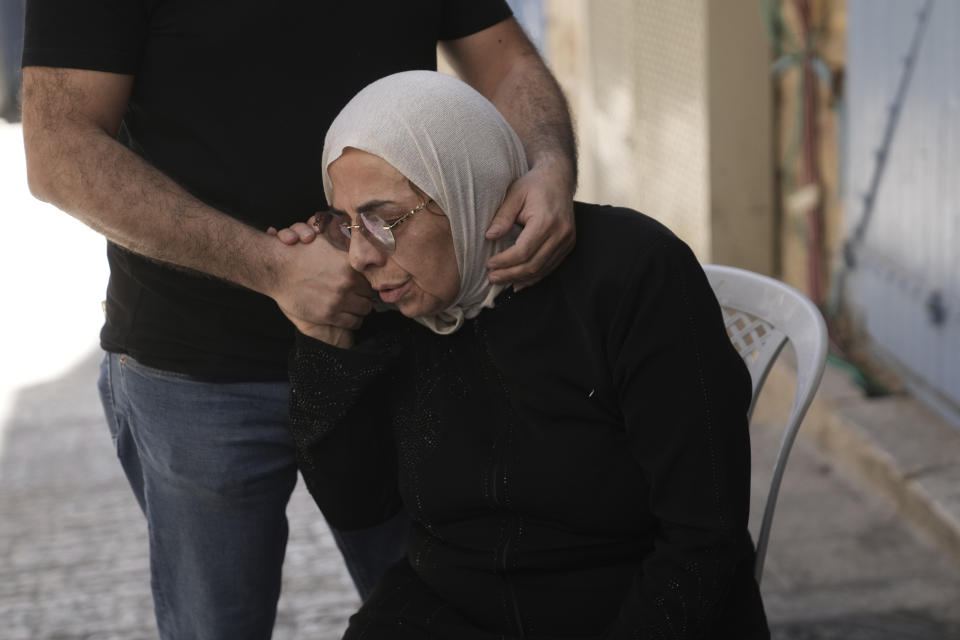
[{"xmin": 321, "ymin": 70, "xmax": 528, "ymax": 334}]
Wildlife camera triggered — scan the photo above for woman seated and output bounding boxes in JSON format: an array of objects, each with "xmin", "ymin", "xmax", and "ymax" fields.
[{"xmin": 285, "ymin": 70, "xmax": 769, "ymax": 639}]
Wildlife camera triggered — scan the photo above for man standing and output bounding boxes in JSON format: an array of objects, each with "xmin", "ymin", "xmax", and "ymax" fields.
[{"xmin": 21, "ymin": 1, "xmax": 577, "ymax": 638}]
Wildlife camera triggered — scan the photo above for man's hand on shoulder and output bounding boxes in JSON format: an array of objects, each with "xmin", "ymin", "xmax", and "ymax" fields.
[
  {"xmin": 485, "ymin": 153, "xmax": 576, "ymax": 290},
  {"xmin": 442, "ymin": 17, "xmax": 579, "ymax": 290}
]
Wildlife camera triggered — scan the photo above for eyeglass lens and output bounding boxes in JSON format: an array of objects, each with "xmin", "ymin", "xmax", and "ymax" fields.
[
  {"xmin": 335, "ymin": 213, "xmax": 396, "ymax": 252},
  {"xmin": 320, "ymin": 199, "xmax": 429, "ymax": 253}
]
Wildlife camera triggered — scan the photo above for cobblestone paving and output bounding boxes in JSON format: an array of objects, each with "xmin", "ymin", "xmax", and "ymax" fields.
[
  {"xmin": 0, "ymin": 350, "xmax": 357, "ymax": 640},
  {"xmin": 3, "ymin": 349, "xmax": 960, "ymax": 639}
]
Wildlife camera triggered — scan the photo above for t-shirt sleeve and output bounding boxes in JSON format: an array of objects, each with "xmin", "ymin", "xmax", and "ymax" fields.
[
  {"xmin": 438, "ymin": 0, "xmax": 513, "ymax": 41},
  {"xmin": 22, "ymin": 0, "xmax": 147, "ymax": 73}
]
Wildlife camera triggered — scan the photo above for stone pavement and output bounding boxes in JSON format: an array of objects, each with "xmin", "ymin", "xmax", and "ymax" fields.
[{"xmin": 0, "ymin": 349, "xmax": 358, "ymax": 640}]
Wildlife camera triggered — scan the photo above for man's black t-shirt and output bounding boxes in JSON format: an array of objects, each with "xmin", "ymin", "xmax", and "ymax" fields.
[{"xmin": 22, "ymin": 0, "xmax": 512, "ymax": 380}]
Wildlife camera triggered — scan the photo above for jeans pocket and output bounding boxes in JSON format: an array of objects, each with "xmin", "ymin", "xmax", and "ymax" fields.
[
  {"xmin": 118, "ymin": 354, "xmax": 201, "ymax": 383},
  {"xmin": 97, "ymin": 352, "xmax": 122, "ymax": 446}
]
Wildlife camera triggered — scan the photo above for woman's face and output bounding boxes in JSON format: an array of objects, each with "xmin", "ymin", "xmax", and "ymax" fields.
[{"xmin": 327, "ymin": 148, "xmax": 460, "ymax": 318}]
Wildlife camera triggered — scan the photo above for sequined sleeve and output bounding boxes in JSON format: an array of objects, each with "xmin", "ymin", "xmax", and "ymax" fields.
[
  {"xmin": 604, "ymin": 236, "xmax": 764, "ymax": 638},
  {"xmin": 288, "ymin": 324, "xmax": 406, "ymax": 531}
]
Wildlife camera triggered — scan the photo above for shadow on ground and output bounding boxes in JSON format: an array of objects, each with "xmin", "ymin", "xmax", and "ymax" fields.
[{"xmin": 773, "ymin": 609, "xmax": 960, "ymax": 640}]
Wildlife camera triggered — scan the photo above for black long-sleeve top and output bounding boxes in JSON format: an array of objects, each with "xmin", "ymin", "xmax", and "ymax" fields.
[{"xmin": 290, "ymin": 203, "xmax": 769, "ymax": 639}]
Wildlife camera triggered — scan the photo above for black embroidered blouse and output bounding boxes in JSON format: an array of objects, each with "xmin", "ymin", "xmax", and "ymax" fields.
[{"xmin": 289, "ymin": 203, "xmax": 769, "ymax": 639}]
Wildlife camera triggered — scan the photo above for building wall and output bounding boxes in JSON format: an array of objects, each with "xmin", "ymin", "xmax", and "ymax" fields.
[
  {"xmin": 706, "ymin": 1, "xmax": 777, "ymax": 271},
  {"xmin": 545, "ymin": 0, "xmax": 774, "ymax": 272}
]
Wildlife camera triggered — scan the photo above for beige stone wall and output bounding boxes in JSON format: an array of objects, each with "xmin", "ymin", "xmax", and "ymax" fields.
[
  {"xmin": 545, "ymin": 0, "xmax": 775, "ymax": 273},
  {"xmin": 705, "ymin": 1, "xmax": 777, "ymax": 272},
  {"xmin": 548, "ymin": 0, "xmax": 711, "ymax": 260}
]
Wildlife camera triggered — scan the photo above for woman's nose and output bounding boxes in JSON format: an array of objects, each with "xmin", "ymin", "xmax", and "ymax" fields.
[{"xmin": 348, "ymin": 229, "xmax": 387, "ymax": 272}]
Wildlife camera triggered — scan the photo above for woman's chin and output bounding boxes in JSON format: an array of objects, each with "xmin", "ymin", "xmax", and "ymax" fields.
[
  {"xmin": 393, "ymin": 298, "xmax": 422, "ymax": 318},
  {"xmin": 396, "ymin": 297, "xmax": 450, "ymax": 320},
  {"xmin": 398, "ymin": 304, "xmax": 434, "ymax": 319}
]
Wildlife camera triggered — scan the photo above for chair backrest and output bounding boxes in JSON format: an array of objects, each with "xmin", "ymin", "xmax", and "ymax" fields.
[{"xmin": 702, "ymin": 264, "xmax": 828, "ymax": 585}]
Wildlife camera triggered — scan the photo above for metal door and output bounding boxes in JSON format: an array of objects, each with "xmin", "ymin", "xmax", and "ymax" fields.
[{"xmin": 844, "ymin": 0, "xmax": 960, "ymax": 426}]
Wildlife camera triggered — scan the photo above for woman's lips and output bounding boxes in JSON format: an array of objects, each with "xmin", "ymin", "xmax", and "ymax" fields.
[{"xmin": 377, "ymin": 280, "xmax": 410, "ymax": 304}]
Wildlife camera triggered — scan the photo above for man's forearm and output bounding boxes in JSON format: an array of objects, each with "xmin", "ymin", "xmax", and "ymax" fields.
[
  {"xmin": 23, "ymin": 66, "xmax": 372, "ymax": 332},
  {"xmin": 24, "ymin": 104, "xmax": 282, "ymax": 296},
  {"xmin": 487, "ymin": 50, "xmax": 578, "ymax": 190}
]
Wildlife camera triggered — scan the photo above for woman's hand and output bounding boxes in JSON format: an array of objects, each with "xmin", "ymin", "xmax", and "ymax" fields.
[
  {"xmin": 267, "ymin": 215, "xmax": 363, "ymax": 348},
  {"xmin": 267, "ymin": 215, "xmax": 322, "ymax": 245}
]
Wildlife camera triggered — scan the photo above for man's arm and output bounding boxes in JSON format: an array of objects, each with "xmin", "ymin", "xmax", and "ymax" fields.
[
  {"xmin": 442, "ymin": 17, "xmax": 577, "ymax": 288},
  {"xmin": 22, "ymin": 67, "xmax": 372, "ymax": 334}
]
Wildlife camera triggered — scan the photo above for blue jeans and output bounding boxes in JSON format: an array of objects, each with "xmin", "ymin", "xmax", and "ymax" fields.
[
  {"xmin": 0, "ymin": 0, "xmax": 24, "ymax": 117},
  {"xmin": 98, "ymin": 352, "xmax": 408, "ymax": 639}
]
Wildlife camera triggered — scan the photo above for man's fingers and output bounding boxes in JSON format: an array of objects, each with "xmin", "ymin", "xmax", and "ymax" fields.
[
  {"xmin": 486, "ymin": 183, "xmax": 526, "ymax": 239},
  {"xmin": 486, "ymin": 207, "xmax": 550, "ymax": 269},
  {"xmin": 272, "ymin": 225, "xmax": 317, "ymax": 245},
  {"xmin": 488, "ymin": 230, "xmax": 574, "ymax": 285},
  {"xmin": 269, "ymin": 220, "xmax": 320, "ymax": 246},
  {"xmin": 486, "ymin": 211, "xmax": 572, "ymax": 271},
  {"xmin": 488, "ymin": 237, "xmax": 556, "ymax": 284},
  {"xmin": 487, "ymin": 233, "xmax": 539, "ymax": 272}
]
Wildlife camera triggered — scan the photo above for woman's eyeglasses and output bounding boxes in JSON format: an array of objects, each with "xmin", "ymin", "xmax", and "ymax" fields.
[{"xmin": 314, "ymin": 199, "xmax": 432, "ymax": 253}]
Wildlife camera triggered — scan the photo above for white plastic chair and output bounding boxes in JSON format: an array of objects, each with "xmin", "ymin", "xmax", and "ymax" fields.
[{"xmin": 702, "ymin": 264, "xmax": 828, "ymax": 585}]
